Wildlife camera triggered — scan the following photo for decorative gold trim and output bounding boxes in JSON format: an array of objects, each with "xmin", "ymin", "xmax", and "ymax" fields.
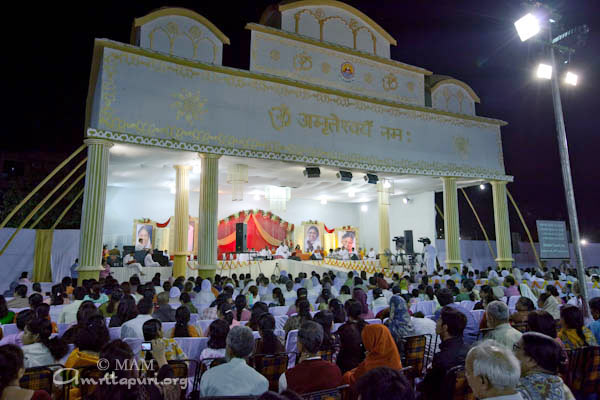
[
  {"xmin": 431, "ymin": 78, "xmax": 480, "ymax": 103},
  {"xmin": 246, "ymin": 23, "xmax": 430, "ymax": 76},
  {"xmin": 278, "ymin": 0, "xmax": 397, "ymax": 45},
  {"xmin": 92, "ymin": 39, "xmax": 506, "ymax": 128},
  {"xmin": 134, "ymin": 7, "xmax": 230, "ymax": 45}
]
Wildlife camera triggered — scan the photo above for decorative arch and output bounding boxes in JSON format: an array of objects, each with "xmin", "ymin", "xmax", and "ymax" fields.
[{"xmin": 279, "ymin": 0, "xmax": 397, "ymax": 46}]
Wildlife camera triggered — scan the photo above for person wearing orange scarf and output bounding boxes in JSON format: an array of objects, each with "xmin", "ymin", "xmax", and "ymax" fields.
[{"xmin": 342, "ymin": 324, "xmax": 403, "ymax": 388}]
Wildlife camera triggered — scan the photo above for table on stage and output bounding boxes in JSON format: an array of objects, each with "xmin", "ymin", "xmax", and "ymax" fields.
[
  {"xmin": 215, "ymin": 259, "xmax": 385, "ymax": 277},
  {"xmin": 111, "ymin": 266, "xmax": 173, "ymax": 283}
]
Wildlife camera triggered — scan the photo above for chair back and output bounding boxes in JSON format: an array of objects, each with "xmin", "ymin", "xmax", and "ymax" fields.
[
  {"xmin": 269, "ymin": 306, "xmax": 289, "ymax": 316},
  {"xmin": 2, "ymin": 323, "xmax": 18, "ymax": 335},
  {"xmin": 301, "ymin": 384, "xmax": 349, "ymax": 400},
  {"xmin": 19, "ymin": 364, "xmax": 62, "ymax": 394},
  {"xmin": 365, "ymin": 319, "xmax": 381, "ymax": 325},
  {"xmin": 442, "ymin": 365, "xmax": 475, "ymax": 400},
  {"xmin": 79, "ymin": 365, "xmax": 105, "ymax": 398},
  {"xmin": 401, "ymin": 334, "xmax": 428, "ymax": 378},
  {"xmin": 285, "ymin": 329, "xmax": 299, "ymax": 367},
  {"xmin": 459, "ymin": 301, "xmax": 476, "ymax": 311},
  {"xmin": 469, "ymin": 310, "xmax": 484, "ymax": 327},
  {"xmin": 249, "ymin": 352, "xmax": 289, "ymax": 392},
  {"xmin": 109, "ymin": 326, "xmax": 121, "ymax": 340},
  {"xmin": 565, "ymin": 346, "xmax": 600, "ymax": 394}
]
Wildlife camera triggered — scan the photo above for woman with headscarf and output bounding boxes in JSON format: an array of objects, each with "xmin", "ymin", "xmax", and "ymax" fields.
[
  {"xmin": 352, "ymin": 288, "xmax": 374, "ymax": 319},
  {"xmin": 311, "ymin": 275, "xmax": 322, "ymax": 294},
  {"xmin": 538, "ymin": 293, "xmax": 561, "ymax": 320},
  {"xmin": 488, "ymin": 277, "xmax": 506, "ymax": 299},
  {"xmin": 384, "ymin": 295, "xmax": 415, "ymax": 345},
  {"xmin": 195, "ymin": 279, "xmax": 216, "ymax": 306},
  {"xmin": 519, "ymin": 283, "xmax": 538, "ymax": 304},
  {"xmin": 168, "ymin": 286, "xmax": 181, "ymax": 305},
  {"xmin": 342, "ymin": 324, "xmax": 403, "ymax": 388}
]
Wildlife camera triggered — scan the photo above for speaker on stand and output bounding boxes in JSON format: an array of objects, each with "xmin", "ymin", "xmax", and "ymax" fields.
[{"xmin": 236, "ymin": 223, "xmax": 247, "ymax": 253}]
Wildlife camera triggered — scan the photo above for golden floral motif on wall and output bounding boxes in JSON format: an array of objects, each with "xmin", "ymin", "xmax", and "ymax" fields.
[
  {"xmin": 268, "ymin": 104, "xmax": 291, "ymax": 131},
  {"xmin": 382, "ymin": 73, "xmax": 398, "ymax": 92},
  {"xmin": 454, "ymin": 136, "xmax": 470, "ymax": 160},
  {"xmin": 270, "ymin": 49, "xmax": 280, "ymax": 61},
  {"xmin": 293, "ymin": 51, "xmax": 313, "ymax": 71},
  {"xmin": 406, "ymin": 82, "xmax": 415, "ymax": 92},
  {"xmin": 364, "ymin": 72, "xmax": 374, "ymax": 85},
  {"xmin": 170, "ymin": 89, "xmax": 208, "ymax": 126},
  {"xmin": 321, "ymin": 62, "xmax": 331, "ymax": 74}
]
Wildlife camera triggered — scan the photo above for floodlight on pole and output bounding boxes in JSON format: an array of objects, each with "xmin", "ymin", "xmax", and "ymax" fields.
[
  {"xmin": 537, "ymin": 63, "xmax": 552, "ymax": 79},
  {"xmin": 515, "ymin": 13, "xmax": 540, "ymax": 41},
  {"xmin": 565, "ymin": 71, "xmax": 578, "ymax": 86},
  {"xmin": 580, "ymin": 238, "xmax": 588, "ymax": 246}
]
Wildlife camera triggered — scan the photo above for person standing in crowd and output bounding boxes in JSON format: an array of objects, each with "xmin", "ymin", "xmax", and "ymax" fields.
[
  {"xmin": 418, "ymin": 306, "xmax": 470, "ymax": 400},
  {"xmin": 200, "ymin": 326, "xmax": 269, "ymax": 396},
  {"xmin": 279, "ymin": 321, "xmax": 342, "ymax": 394},
  {"xmin": 513, "ymin": 332, "xmax": 574, "ymax": 400},
  {"xmin": 484, "ymin": 301, "xmax": 522, "ymax": 349}
]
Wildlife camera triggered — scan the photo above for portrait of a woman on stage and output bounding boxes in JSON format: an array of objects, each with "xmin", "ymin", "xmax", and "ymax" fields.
[{"xmin": 304, "ymin": 225, "xmax": 321, "ymax": 252}]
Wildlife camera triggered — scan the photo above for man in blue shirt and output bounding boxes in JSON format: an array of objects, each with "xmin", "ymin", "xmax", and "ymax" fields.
[
  {"xmin": 432, "ymin": 288, "xmax": 479, "ymax": 344},
  {"xmin": 589, "ymin": 297, "xmax": 600, "ymax": 344},
  {"xmin": 70, "ymin": 258, "xmax": 79, "ymax": 283}
]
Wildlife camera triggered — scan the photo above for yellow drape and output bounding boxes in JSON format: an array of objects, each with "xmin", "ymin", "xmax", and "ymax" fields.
[
  {"xmin": 252, "ymin": 215, "xmax": 285, "ymax": 246},
  {"xmin": 33, "ymin": 229, "xmax": 53, "ymax": 282}
]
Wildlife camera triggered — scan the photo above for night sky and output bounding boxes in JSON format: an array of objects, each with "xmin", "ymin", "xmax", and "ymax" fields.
[{"xmin": 5, "ymin": 1, "xmax": 600, "ymax": 241}]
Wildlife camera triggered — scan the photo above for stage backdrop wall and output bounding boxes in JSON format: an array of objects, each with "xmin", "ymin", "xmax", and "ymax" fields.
[
  {"xmin": 103, "ymin": 186, "xmax": 360, "ymax": 249},
  {"xmin": 358, "ymin": 191, "xmax": 436, "ymax": 254}
]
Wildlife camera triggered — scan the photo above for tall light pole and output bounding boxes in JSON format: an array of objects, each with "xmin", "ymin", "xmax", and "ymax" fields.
[{"xmin": 514, "ymin": 10, "xmax": 590, "ymax": 313}]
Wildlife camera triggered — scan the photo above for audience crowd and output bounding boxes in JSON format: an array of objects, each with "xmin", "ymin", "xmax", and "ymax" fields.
[{"xmin": 0, "ymin": 263, "xmax": 598, "ymax": 400}]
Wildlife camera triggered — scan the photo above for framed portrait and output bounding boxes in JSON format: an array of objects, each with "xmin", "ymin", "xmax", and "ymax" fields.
[
  {"xmin": 133, "ymin": 221, "xmax": 155, "ymax": 249},
  {"xmin": 337, "ymin": 229, "xmax": 358, "ymax": 253},
  {"xmin": 303, "ymin": 224, "xmax": 323, "ymax": 252}
]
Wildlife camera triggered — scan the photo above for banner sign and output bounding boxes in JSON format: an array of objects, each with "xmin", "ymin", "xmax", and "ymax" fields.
[{"xmin": 536, "ymin": 220, "xmax": 570, "ymax": 259}]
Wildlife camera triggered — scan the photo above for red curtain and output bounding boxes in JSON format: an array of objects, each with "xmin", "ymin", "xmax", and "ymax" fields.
[{"xmin": 218, "ymin": 212, "xmax": 290, "ymax": 258}]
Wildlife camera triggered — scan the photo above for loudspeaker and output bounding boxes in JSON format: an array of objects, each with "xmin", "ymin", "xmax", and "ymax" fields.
[
  {"xmin": 236, "ymin": 223, "xmax": 247, "ymax": 253},
  {"xmin": 511, "ymin": 232, "xmax": 521, "ymax": 254},
  {"xmin": 403, "ymin": 230, "xmax": 414, "ymax": 254}
]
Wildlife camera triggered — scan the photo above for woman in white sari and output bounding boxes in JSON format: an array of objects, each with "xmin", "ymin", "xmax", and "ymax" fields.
[{"xmin": 195, "ymin": 279, "xmax": 216, "ymax": 306}]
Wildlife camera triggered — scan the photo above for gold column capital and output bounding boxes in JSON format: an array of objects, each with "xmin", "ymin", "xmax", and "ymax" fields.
[
  {"xmin": 84, "ymin": 138, "xmax": 114, "ymax": 148},
  {"xmin": 199, "ymin": 153, "xmax": 222, "ymax": 160},
  {"xmin": 173, "ymin": 164, "xmax": 192, "ymax": 171},
  {"xmin": 490, "ymin": 180, "xmax": 508, "ymax": 187}
]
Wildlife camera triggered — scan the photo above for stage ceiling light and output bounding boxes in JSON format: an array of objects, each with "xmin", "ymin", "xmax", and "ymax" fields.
[
  {"xmin": 402, "ymin": 197, "xmax": 410, "ymax": 204},
  {"xmin": 320, "ymin": 198, "xmax": 328, "ymax": 205},
  {"xmin": 361, "ymin": 204, "xmax": 368, "ymax": 212},
  {"xmin": 480, "ymin": 184, "xmax": 486, "ymax": 190},
  {"xmin": 303, "ymin": 167, "xmax": 321, "ymax": 178},
  {"xmin": 565, "ymin": 71, "xmax": 578, "ymax": 86},
  {"xmin": 336, "ymin": 170, "xmax": 353, "ymax": 182},
  {"xmin": 537, "ymin": 63, "xmax": 552, "ymax": 80},
  {"xmin": 348, "ymin": 190, "xmax": 356, "ymax": 198},
  {"xmin": 514, "ymin": 13, "xmax": 540, "ymax": 42},
  {"xmin": 364, "ymin": 173, "xmax": 378, "ymax": 184},
  {"xmin": 383, "ymin": 180, "xmax": 391, "ymax": 189}
]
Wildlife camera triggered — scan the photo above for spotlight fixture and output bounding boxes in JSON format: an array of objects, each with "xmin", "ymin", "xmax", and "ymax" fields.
[
  {"xmin": 364, "ymin": 173, "xmax": 378, "ymax": 184},
  {"xmin": 336, "ymin": 170, "xmax": 353, "ymax": 182},
  {"xmin": 480, "ymin": 184, "xmax": 486, "ymax": 190},
  {"xmin": 536, "ymin": 63, "xmax": 552, "ymax": 80},
  {"xmin": 565, "ymin": 71, "xmax": 578, "ymax": 86},
  {"xmin": 580, "ymin": 238, "xmax": 588, "ymax": 246},
  {"xmin": 361, "ymin": 204, "xmax": 368, "ymax": 212},
  {"xmin": 320, "ymin": 198, "xmax": 328, "ymax": 205},
  {"xmin": 303, "ymin": 167, "xmax": 321, "ymax": 178},
  {"xmin": 383, "ymin": 180, "xmax": 391, "ymax": 189},
  {"xmin": 402, "ymin": 197, "xmax": 410, "ymax": 204}
]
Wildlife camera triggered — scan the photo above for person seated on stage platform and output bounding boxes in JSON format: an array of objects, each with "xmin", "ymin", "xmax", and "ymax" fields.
[
  {"xmin": 135, "ymin": 237, "xmax": 145, "ymax": 251},
  {"xmin": 350, "ymin": 248, "xmax": 359, "ymax": 260},
  {"xmin": 259, "ymin": 246, "xmax": 272, "ymax": 260},
  {"xmin": 123, "ymin": 252, "xmax": 145, "ymax": 276},
  {"xmin": 367, "ymin": 248, "xmax": 376, "ymax": 260},
  {"xmin": 310, "ymin": 246, "xmax": 323, "ymax": 260},
  {"xmin": 340, "ymin": 247, "xmax": 350, "ymax": 261},
  {"xmin": 144, "ymin": 249, "xmax": 161, "ymax": 267}
]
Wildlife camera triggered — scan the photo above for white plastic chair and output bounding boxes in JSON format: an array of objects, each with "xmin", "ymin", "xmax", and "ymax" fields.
[
  {"xmin": 109, "ymin": 327, "xmax": 121, "ymax": 341},
  {"xmin": 124, "ymin": 338, "xmax": 142, "ymax": 357},
  {"xmin": 58, "ymin": 323, "xmax": 72, "ymax": 337},
  {"xmin": 269, "ymin": 306, "xmax": 289, "ymax": 316},
  {"xmin": 274, "ymin": 315, "xmax": 288, "ymax": 330},
  {"xmin": 196, "ymin": 320, "xmax": 213, "ymax": 335},
  {"xmin": 507, "ymin": 296, "xmax": 520, "ymax": 310},
  {"xmin": 460, "ymin": 300, "xmax": 476, "ymax": 311},
  {"xmin": 285, "ymin": 329, "xmax": 299, "ymax": 368},
  {"xmin": 1, "ymin": 323, "xmax": 18, "ymax": 336},
  {"xmin": 470, "ymin": 309, "xmax": 485, "ymax": 327},
  {"xmin": 162, "ymin": 321, "xmax": 176, "ymax": 335}
]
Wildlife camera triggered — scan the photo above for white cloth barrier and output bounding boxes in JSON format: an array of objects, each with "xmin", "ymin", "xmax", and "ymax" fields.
[
  {"xmin": 51, "ymin": 229, "xmax": 80, "ymax": 284},
  {"xmin": 0, "ymin": 229, "xmax": 36, "ymax": 295},
  {"xmin": 111, "ymin": 266, "xmax": 173, "ymax": 284}
]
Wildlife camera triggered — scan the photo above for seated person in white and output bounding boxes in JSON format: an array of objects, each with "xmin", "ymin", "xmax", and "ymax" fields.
[
  {"xmin": 371, "ymin": 288, "xmax": 389, "ymax": 308},
  {"xmin": 123, "ymin": 252, "xmax": 144, "ymax": 275},
  {"xmin": 121, "ymin": 299, "xmax": 154, "ymax": 339},
  {"xmin": 339, "ymin": 248, "xmax": 350, "ymax": 260},
  {"xmin": 135, "ymin": 238, "xmax": 146, "ymax": 251},
  {"xmin": 312, "ymin": 246, "xmax": 323, "ymax": 260},
  {"xmin": 275, "ymin": 243, "xmax": 289, "ymax": 258},
  {"xmin": 200, "ymin": 326, "xmax": 269, "ymax": 397},
  {"xmin": 144, "ymin": 250, "xmax": 161, "ymax": 267},
  {"xmin": 367, "ymin": 248, "xmax": 377, "ymax": 260},
  {"xmin": 259, "ymin": 246, "xmax": 272, "ymax": 259}
]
